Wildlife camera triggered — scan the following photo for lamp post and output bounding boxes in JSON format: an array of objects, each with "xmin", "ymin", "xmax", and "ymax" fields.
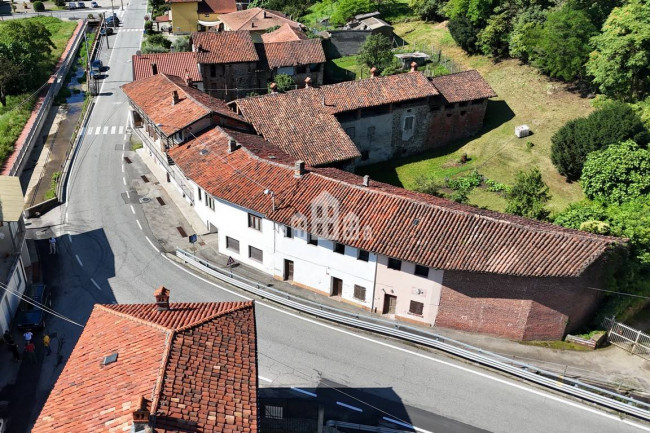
[{"xmin": 110, "ymin": 0, "xmax": 115, "ymax": 27}]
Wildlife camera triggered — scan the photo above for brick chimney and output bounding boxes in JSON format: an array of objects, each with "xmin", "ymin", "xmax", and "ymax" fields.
[
  {"xmin": 197, "ymin": 43, "xmax": 203, "ymax": 52},
  {"xmin": 263, "ymin": 10, "xmax": 267, "ymax": 18},
  {"xmin": 251, "ymin": 21, "xmax": 256, "ymax": 28},
  {"xmin": 410, "ymin": 61, "xmax": 417, "ymax": 73},
  {"xmin": 362, "ymin": 175, "xmax": 370, "ymax": 187},
  {"xmin": 171, "ymin": 90, "xmax": 179, "ymax": 105},
  {"xmin": 304, "ymin": 76, "xmax": 312, "ymax": 88},
  {"xmin": 228, "ymin": 138, "xmax": 238, "ymax": 153},
  {"xmin": 151, "ymin": 62, "xmax": 158, "ymax": 75},
  {"xmin": 370, "ymin": 67, "xmax": 377, "ymax": 78},
  {"xmin": 132, "ymin": 396, "xmax": 151, "ymax": 432},
  {"xmin": 154, "ymin": 286, "xmax": 170, "ymax": 311},
  {"xmin": 294, "ymin": 160, "xmax": 305, "ymax": 178},
  {"xmin": 184, "ymin": 69, "xmax": 192, "ymax": 87},
  {"xmin": 269, "ymin": 82, "xmax": 277, "ymax": 93}
]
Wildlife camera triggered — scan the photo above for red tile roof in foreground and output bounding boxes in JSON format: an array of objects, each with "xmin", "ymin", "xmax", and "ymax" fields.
[
  {"xmin": 170, "ymin": 129, "xmax": 621, "ymax": 278},
  {"xmin": 33, "ymin": 299, "xmax": 258, "ymax": 433},
  {"xmin": 219, "ymin": 7, "xmax": 302, "ymax": 31},
  {"xmin": 430, "ymin": 70, "xmax": 497, "ymax": 103},
  {"xmin": 121, "ymin": 73, "xmax": 241, "ymax": 135},
  {"xmin": 192, "ymin": 31, "xmax": 259, "ymax": 64},
  {"xmin": 263, "ymin": 39, "xmax": 326, "ymax": 68},
  {"xmin": 132, "ymin": 52, "xmax": 201, "ymax": 82},
  {"xmin": 261, "ymin": 23, "xmax": 307, "ymax": 43}
]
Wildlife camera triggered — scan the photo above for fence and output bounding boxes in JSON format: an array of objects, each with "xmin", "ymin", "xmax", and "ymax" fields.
[
  {"xmin": 604, "ymin": 317, "xmax": 650, "ymax": 360},
  {"xmin": 175, "ymin": 248, "xmax": 650, "ymax": 422},
  {"xmin": 391, "ymin": 39, "xmax": 464, "ymax": 77}
]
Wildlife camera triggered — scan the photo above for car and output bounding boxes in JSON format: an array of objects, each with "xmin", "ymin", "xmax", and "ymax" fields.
[
  {"xmin": 77, "ymin": 1, "xmax": 85, "ymax": 7},
  {"xmin": 91, "ymin": 59, "xmax": 103, "ymax": 75},
  {"xmin": 15, "ymin": 284, "xmax": 50, "ymax": 331},
  {"xmin": 99, "ymin": 26, "xmax": 114, "ymax": 35},
  {"xmin": 91, "ymin": 1, "xmax": 98, "ymax": 6},
  {"xmin": 105, "ymin": 14, "xmax": 120, "ymax": 25},
  {"xmin": 68, "ymin": 2, "xmax": 77, "ymax": 9}
]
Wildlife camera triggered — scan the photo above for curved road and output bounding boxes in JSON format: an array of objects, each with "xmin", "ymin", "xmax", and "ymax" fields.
[{"xmin": 52, "ymin": 3, "xmax": 650, "ymax": 433}]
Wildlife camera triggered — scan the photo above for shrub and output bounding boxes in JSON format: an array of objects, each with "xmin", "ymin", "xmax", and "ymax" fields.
[
  {"xmin": 144, "ymin": 21, "xmax": 153, "ymax": 35},
  {"xmin": 329, "ymin": 0, "xmax": 374, "ymax": 26},
  {"xmin": 409, "ymin": 0, "xmax": 447, "ymax": 22},
  {"xmin": 33, "ymin": 1, "xmax": 44, "ymax": 11},
  {"xmin": 448, "ymin": 16, "xmax": 480, "ymax": 54},
  {"xmin": 172, "ymin": 36, "xmax": 190, "ymax": 52},
  {"xmin": 55, "ymin": 0, "xmax": 65, "ymax": 6},
  {"xmin": 505, "ymin": 167, "xmax": 551, "ymax": 220},
  {"xmin": 141, "ymin": 43, "xmax": 169, "ymax": 54},
  {"xmin": 147, "ymin": 33, "xmax": 172, "ymax": 49},
  {"xmin": 413, "ymin": 176, "xmax": 443, "ymax": 196},
  {"xmin": 270, "ymin": 74, "xmax": 295, "ymax": 93},
  {"xmin": 379, "ymin": 61, "xmax": 404, "ymax": 77}
]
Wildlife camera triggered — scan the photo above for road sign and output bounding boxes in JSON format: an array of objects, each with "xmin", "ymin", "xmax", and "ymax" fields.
[
  {"xmin": 226, "ymin": 256, "xmax": 236, "ymax": 267},
  {"xmin": 189, "ymin": 234, "xmax": 197, "ymax": 244}
]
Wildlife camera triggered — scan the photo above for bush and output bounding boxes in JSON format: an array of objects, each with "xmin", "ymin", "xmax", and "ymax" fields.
[
  {"xmin": 144, "ymin": 21, "xmax": 153, "ymax": 35},
  {"xmin": 477, "ymin": 11, "xmax": 512, "ymax": 58},
  {"xmin": 172, "ymin": 36, "xmax": 190, "ymax": 52},
  {"xmin": 270, "ymin": 74, "xmax": 295, "ymax": 93},
  {"xmin": 505, "ymin": 167, "xmax": 551, "ymax": 220},
  {"xmin": 147, "ymin": 33, "xmax": 172, "ymax": 49},
  {"xmin": 448, "ymin": 16, "xmax": 480, "ymax": 54},
  {"xmin": 379, "ymin": 61, "xmax": 404, "ymax": 77},
  {"xmin": 413, "ymin": 176, "xmax": 443, "ymax": 196},
  {"xmin": 551, "ymin": 101, "xmax": 649, "ymax": 181},
  {"xmin": 409, "ymin": 0, "xmax": 447, "ymax": 22},
  {"xmin": 54, "ymin": 0, "xmax": 65, "ymax": 6},
  {"xmin": 141, "ymin": 43, "xmax": 169, "ymax": 54},
  {"xmin": 33, "ymin": 1, "xmax": 44, "ymax": 11},
  {"xmin": 329, "ymin": 0, "xmax": 374, "ymax": 27}
]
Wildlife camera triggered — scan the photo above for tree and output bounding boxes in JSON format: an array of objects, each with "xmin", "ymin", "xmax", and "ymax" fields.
[
  {"xmin": 505, "ymin": 167, "xmax": 551, "ymax": 220},
  {"xmin": 581, "ymin": 140, "xmax": 650, "ymax": 203},
  {"xmin": 444, "ymin": 0, "xmax": 494, "ymax": 26},
  {"xmin": 270, "ymin": 74, "xmax": 295, "ymax": 92},
  {"xmin": 477, "ymin": 10, "xmax": 512, "ymax": 58},
  {"xmin": 508, "ymin": 5, "xmax": 547, "ymax": 61},
  {"xmin": 586, "ymin": 0, "xmax": 650, "ymax": 102},
  {"xmin": 409, "ymin": 0, "xmax": 447, "ymax": 22},
  {"xmin": 357, "ymin": 34, "xmax": 393, "ymax": 71},
  {"xmin": 33, "ymin": 1, "xmax": 44, "ymax": 11},
  {"xmin": 330, "ymin": 0, "xmax": 374, "ymax": 26},
  {"xmin": 551, "ymin": 101, "xmax": 649, "ymax": 181},
  {"xmin": 172, "ymin": 36, "xmax": 191, "ymax": 52},
  {"xmin": 523, "ymin": 5, "xmax": 597, "ymax": 81},
  {"xmin": 448, "ymin": 16, "xmax": 480, "ymax": 54}
]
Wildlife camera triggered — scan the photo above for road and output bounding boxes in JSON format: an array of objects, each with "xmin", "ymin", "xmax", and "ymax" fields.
[{"xmin": 45, "ymin": 3, "xmax": 650, "ymax": 433}]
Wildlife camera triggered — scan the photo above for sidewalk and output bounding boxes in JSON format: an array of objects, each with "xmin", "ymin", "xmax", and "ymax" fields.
[{"xmin": 133, "ymin": 146, "xmax": 650, "ymax": 396}]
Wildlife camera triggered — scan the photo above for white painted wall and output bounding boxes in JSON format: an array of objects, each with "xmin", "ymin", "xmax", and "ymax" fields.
[
  {"xmin": 273, "ymin": 226, "xmax": 377, "ymax": 308},
  {"xmin": 0, "ymin": 256, "xmax": 27, "ymax": 333},
  {"xmin": 374, "ymin": 255, "xmax": 443, "ymax": 325}
]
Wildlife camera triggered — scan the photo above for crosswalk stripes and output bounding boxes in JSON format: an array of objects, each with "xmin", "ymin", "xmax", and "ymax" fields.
[
  {"xmin": 115, "ymin": 28, "xmax": 144, "ymax": 32},
  {"xmin": 86, "ymin": 126, "xmax": 128, "ymax": 135}
]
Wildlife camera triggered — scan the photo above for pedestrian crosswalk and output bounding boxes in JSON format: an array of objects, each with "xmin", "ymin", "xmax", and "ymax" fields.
[
  {"xmin": 84, "ymin": 125, "xmax": 126, "ymax": 135},
  {"xmin": 115, "ymin": 28, "xmax": 145, "ymax": 32}
]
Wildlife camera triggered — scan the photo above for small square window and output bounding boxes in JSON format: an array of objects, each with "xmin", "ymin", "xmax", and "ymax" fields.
[
  {"xmin": 353, "ymin": 285, "xmax": 366, "ymax": 301},
  {"xmin": 248, "ymin": 213, "xmax": 261, "ymax": 231},
  {"xmin": 403, "ymin": 116, "xmax": 414, "ymax": 131},
  {"xmin": 197, "ymin": 187, "xmax": 202, "ymax": 201},
  {"xmin": 307, "ymin": 234, "xmax": 318, "ymax": 246},
  {"xmin": 367, "ymin": 126, "xmax": 375, "ymax": 140},
  {"xmin": 334, "ymin": 243, "xmax": 345, "ymax": 254},
  {"xmin": 387, "ymin": 258, "xmax": 402, "ymax": 271},
  {"xmin": 249, "ymin": 246, "xmax": 263, "ymax": 262},
  {"xmin": 414, "ymin": 265, "xmax": 429, "ymax": 278},
  {"xmin": 409, "ymin": 300, "xmax": 424, "ymax": 316},
  {"xmin": 226, "ymin": 236, "xmax": 239, "ymax": 253},
  {"xmin": 285, "ymin": 226, "xmax": 293, "ymax": 238},
  {"xmin": 357, "ymin": 249, "xmax": 369, "ymax": 262}
]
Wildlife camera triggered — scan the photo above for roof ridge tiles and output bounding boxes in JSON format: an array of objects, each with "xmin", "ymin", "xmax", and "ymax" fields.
[
  {"xmin": 96, "ymin": 304, "xmax": 171, "ymax": 332},
  {"xmin": 174, "ymin": 300, "xmax": 254, "ymax": 332}
]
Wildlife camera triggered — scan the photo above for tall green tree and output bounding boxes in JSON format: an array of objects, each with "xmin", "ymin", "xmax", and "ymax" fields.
[
  {"xmin": 330, "ymin": 0, "xmax": 375, "ymax": 26},
  {"xmin": 505, "ymin": 167, "xmax": 551, "ymax": 220},
  {"xmin": 357, "ymin": 34, "xmax": 394, "ymax": 70},
  {"xmin": 586, "ymin": 0, "xmax": 650, "ymax": 102}
]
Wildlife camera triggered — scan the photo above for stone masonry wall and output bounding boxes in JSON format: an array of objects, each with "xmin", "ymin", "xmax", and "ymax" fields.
[{"xmin": 426, "ymin": 99, "xmax": 487, "ymax": 149}]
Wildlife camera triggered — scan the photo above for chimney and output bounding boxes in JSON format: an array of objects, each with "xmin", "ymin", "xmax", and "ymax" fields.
[
  {"xmin": 132, "ymin": 396, "xmax": 151, "ymax": 432},
  {"xmin": 269, "ymin": 82, "xmax": 277, "ymax": 93},
  {"xmin": 151, "ymin": 62, "xmax": 158, "ymax": 75},
  {"xmin": 251, "ymin": 21, "xmax": 256, "ymax": 28},
  {"xmin": 263, "ymin": 10, "xmax": 267, "ymax": 18},
  {"xmin": 410, "ymin": 61, "xmax": 417, "ymax": 73},
  {"xmin": 154, "ymin": 286, "xmax": 170, "ymax": 311},
  {"xmin": 197, "ymin": 43, "xmax": 203, "ymax": 52},
  {"xmin": 294, "ymin": 160, "xmax": 305, "ymax": 178},
  {"xmin": 171, "ymin": 90, "xmax": 179, "ymax": 105},
  {"xmin": 228, "ymin": 138, "xmax": 238, "ymax": 153},
  {"xmin": 370, "ymin": 67, "xmax": 377, "ymax": 78},
  {"xmin": 304, "ymin": 76, "xmax": 312, "ymax": 88},
  {"xmin": 362, "ymin": 175, "xmax": 370, "ymax": 187},
  {"xmin": 184, "ymin": 69, "xmax": 192, "ymax": 87}
]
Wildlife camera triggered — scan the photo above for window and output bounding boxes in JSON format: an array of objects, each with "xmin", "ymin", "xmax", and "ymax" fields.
[
  {"xmin": 197, "ymin": 187, "xmax": 202, "ymax": 201},
  {"xmin": 403, "ymin": 116, "xmax": 414, "ymax": 131},
  {"xmin": 367, "ymin": 126, "xmax": 375, "ymax": 140},
  {"xmin": 460, "ymin": 110, "xmax": 467, "ymax": 116},
  {"xmin": 361, "ymin": 150, "xmax": 369, "ymax": 161},
  {"xmin": 249, "ymin": 246, "xmax": 263, "ymax": 262},
  {"xmin": 226, "ymin": 236, "xmax": 239, "ymax": 253},
  {"xmin": 210, "ymin": 64, "xmax": 216, "ymax": 77},
  {"xmin": 284, "ymin": 225, "xmax": 293, "ymax": 238},
  {"xmin": 409, "ymin": 300, "xmax": 424, "ymax": 316},
  {"xmin": 296, "ymin": 65, "xmax": 307, "ymax": 74},
  {"xmin": 357, "ymin": 249, "xmax": 369, "ymax": 262},
  {"xmin": 345, "ymin": 127, "xmax": 355, "ymax": 139},
  {"xmin": 307, "ymin": 233, "xmax": 318, "ymax": 246},
  {"xmin": 248, "ymin": 213, "xmax": 261, "ymax": 231},
  {"xmin": 334, "ymin": 243, "xmax": 345, "ymax": 254},
  {"xmin": 264, "ymin": 405, "xmax": 283, "ymax": 419},
  {"xmin": 414, "ymin": 265, "xmax": 429, "ymax": 278},
  {"xmin": 387, "ymin": 258, "xmax": 402, "ymax": 271},
  {"xmin": 205, "ymin": 194, "xmax": 215, "ymax": 211},
  {"xmin": 353, "ymin": 285, "xmax": 366, "ymax": 301}
]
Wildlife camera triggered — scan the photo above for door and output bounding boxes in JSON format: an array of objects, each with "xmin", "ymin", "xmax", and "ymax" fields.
[
  {"xmin": 383, "ymin": 294, "xmax": 397, "ymax": 314},
  {"xmin": 283, "ymin": 260, "xmax": 294, "ymax": 281},
  {"xmin": 331, "ymin": 277, "xmax": 343, "ymax": 297}
]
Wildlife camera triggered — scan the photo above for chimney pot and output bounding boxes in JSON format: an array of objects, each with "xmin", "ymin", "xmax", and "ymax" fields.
[
  {"xmin": 132, "ymin": 396, "xmax": 150, "ymax": 431},
  {"xmin": 304, "ymin": 76, "xmax": 312, "ymax": 88},
  {"xmin": 363, "ymin": 175, "xmax": 370, "ymax": 187},
  {"xmin": 370, "ymin": 67, "xmax": 377, "ymax": 78},
  {"xmin": 171, "ymin": 90, "xmax": 179, "ymax": 105},
  {"xmin": 410, "ymin": 61, "xmax": 417, "ymax": 72},
  {"xmin": 151, "ymin": 62, "xmax": 158, "ymax": 75},
  {"xmin": 228, "ymin": 138, "xmax": 238, "ymax": 153},
  {"xmin": 154, "ymin": 286, "xmax": 170, "ymax": 311},
  {"xmin": 270, "ymin": 82, "xmax": 277, "ymax": 93},
  {"xmin": 294, "ymin": 160, "xmax": 305, "ymax": 178}
]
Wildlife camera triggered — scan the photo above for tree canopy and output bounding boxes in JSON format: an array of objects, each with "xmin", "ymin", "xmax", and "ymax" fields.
[
  {"xmin": 330, "ymin": 0, "xmax": 374, "ymax": 26},
  {"xmin": 505, "ymin": 167, "xmax": 551, "ymax": 220},
  {"xmin": 357, "ymin": 34, "xmax": 394, "ymax": 70}
]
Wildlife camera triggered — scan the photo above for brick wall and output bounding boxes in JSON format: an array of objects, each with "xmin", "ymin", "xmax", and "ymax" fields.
[
  {"xmin": 435, "ymin": 262, "xmax": 604, "ymax": 340},
  {"xmin": 426, "ymin": 99, "xmax": 487, "ymax": 149}
]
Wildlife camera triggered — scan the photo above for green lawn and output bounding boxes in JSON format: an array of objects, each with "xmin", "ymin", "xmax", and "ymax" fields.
[
  {"xmin": 358, "ymin": 21, "xmax": 589, "ymax": 214},
  {"xmin": 0, "ymin": 17, "xmax": 77, "ymax": 166},
  {"xmin": 302, "ymin": 0, "xmax": 413, "ymax": 29}
]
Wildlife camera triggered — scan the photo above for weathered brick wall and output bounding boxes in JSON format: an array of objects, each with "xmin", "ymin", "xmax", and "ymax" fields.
[
  {"xmin": 435, "ymin": 263, "xmax": 604, "ymax": 340},
  {"xmin": 201, "ymin": 62, "xmax": 266, "ymax": 101},
  {"xmin": 426, "ymin": 99, "xmax": 487, "ymax": 149}
]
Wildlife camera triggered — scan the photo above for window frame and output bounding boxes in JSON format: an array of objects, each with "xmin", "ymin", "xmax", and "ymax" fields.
[
  {"xmin": 248, "ymin": 213, "xmax": 262, "ymax": 231},
  {"xmin": 334, "ymin": 242, "xmax": 345, "ymax": 254},
  {"xmin": 284, "ymin": 225, "xmax": 293, "ymax": 238},
  {"xmin": 357, "ymin": 249, "xmax": 369, "ymax": 262},
  {"xmin": 307, "ymin": 233, "xmax": 318, "ymax": 246},
  {"xmin": 414, "ymin": 265, "xmax": 429, "ymax": 278},
  {"xmin": 409, "ymin": 300, "xmax": 424, "ymax": 316},
  {"xmin": 353, "ymin": 284, "xmax": 366, "ymax": 301},
  {"xmin": 403, "ymin": 115, "xmax": 415, "ymax": 131},
  {"xmin": 248, "ymin": 245, "xmax": 263, "ymax": 262},
  {"xmin": 225, "ymin": 236, "xmax": 240, "ymax": 253},
  {"xmin": 387, "ymin": 258, "xmax": 402, "ymax": 271}
]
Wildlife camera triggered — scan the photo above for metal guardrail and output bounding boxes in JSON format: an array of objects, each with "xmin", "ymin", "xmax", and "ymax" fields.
[{"xmin": 175, "ymin": 248, "xmax": 650, "ymax": 422}]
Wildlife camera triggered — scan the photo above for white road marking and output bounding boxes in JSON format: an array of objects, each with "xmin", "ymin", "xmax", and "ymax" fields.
[
  {"xmin": 123, "ymin": 134, "xmax": 128, "ymax": 140},
  {"xmin": 86, "ymin": 127, "xmax": 92, "ymax": 135},
  {"xmin": 119, "ymin": 126, "xmax": 124, "ymax": 134},
  {"xmin": 258, "ymin": 376, "xmax": 273, "ymax": 383},
  {"xmin": 111, "ymin": 126, "xmax": 116, "ymax": 134},
  {"xmin": 125, "ymin": 190, "xmax": 130, "ymax": 198},
  {"xmin": 145, "ymin": 236, "xmax": 158, "ymax": 252},
  {"xmin": 130, "ymin": 205, "xmax": 135, "ymax": 214},
  {"xmin": 90, "ymin": 278, "xmax": 102, "ymax": 291},
  {"xmin": 136, "ymin": 220, "xmax": 142, "ymax": 230},
  {"xmin": 121, "ymin": 164, "xmax": 124, "ymax": 173},
  {"xmin": 122, "ymin": 177, "xmax": 126, "ymax": 185},
  {"xmin": 103, "ymin": 126, "xmax": 108, "ymax": 134},
  {"xmin": 95, "ymin": 127, "xmax": 101, "ymax": 135},
  {"xmin": 163, "ymin": 255, "xmax": 650, "ymax": 432},
  {"xmin": 337, "ymin": 402, "xmax": 363, "ymax": 413},
  {"xmin": 68, "ymin": 234, "xmax": 72, "ymax": 243},
  {"xmin": 291, "ymin": 387, "xmax": 317, "ymax": 398},
  {"xmin": 75, "ymin": 255, "xmax": 83, "ymax": 267},
  {"xmin": 122, "ymin": 152, "xmax": 125, "ymax": 159}
]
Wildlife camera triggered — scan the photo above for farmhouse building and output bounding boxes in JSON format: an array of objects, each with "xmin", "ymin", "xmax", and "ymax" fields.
[
  {"xmin": 217, "ymin": 7, "xmax": 304, "ymax": 35},
  {"xmin": 32, "ymin": 289, "xmax": 259, "ymax": 432},
  {"xmin": 167, "ymin": 0, "xmax": 237, "ymax": 34}
]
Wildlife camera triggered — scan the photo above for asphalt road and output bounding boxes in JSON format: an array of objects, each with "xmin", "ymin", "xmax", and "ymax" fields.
[{"xmin": 45, "ymin": 4, "xmax": 650, "ymax": 433}]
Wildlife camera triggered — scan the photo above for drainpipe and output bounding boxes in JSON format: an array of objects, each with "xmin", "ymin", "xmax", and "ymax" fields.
[{"xmin": 370, "ymin": 252, "xmax": 378, "ymax": 313}]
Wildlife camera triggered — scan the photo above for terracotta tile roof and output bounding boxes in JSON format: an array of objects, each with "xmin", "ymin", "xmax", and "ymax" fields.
[
  {"xmin": 155, "ymin": 14, "xmax": 171, "ymax": 22},
  {"xmin": 430, "ymin": 70, "xmax": 497, "ymax": 103},
  {"xmin": 263, "ymin": 39, "xmax": 326, "ymax": 68},
  {"xmin": 121, "ymin": 73, "xmax": 241, "ymax": 135},
  {"xmin": 261, "ymin": 23, "xmax": 307, "ymax": 43},
  {"xmin": 198, "ymin": 0, "xmax": 236, "ymax": 14},
  {"xmin": 192, "ymin": 31, "xmax": 259, "ymax": 64},
  {"xmin": 132, "ymin": 52, "xmax": 201, "ymax": 82},
  {"xmin": 169, "ymin": 132, "xmax": 621, "ymax": 278},
  {"xmin": 33, "ymin": 299, "xmax": 258, "ymax": 433},
  {"xmin": 219, "ymin": 7, "xmax": 302, "ymax": 31}
]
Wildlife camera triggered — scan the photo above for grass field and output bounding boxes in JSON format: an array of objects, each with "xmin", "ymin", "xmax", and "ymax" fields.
[
  {"xmin": 0, "ymin": 17, "xmax": 77, "ymax": 166},
  {"xmin": 359, "ymin": 21, "xmax": 590, "ymax": 213}
]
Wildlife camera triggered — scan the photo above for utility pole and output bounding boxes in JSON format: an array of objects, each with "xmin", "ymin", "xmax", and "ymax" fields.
[
  {"xmin": 110, "ymin": 0, "xmax": 115, "ymax": 26},
  {"xmin": 103, "ymin": 12, "xmax": 110, "ymax": 49}
]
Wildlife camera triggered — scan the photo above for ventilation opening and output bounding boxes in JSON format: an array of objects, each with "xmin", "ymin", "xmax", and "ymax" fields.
[
  {"xmin": 102, "ymin": 352, "xmax": 118, "ymax": 366},
  {"xmin": 141, "ymin": 175, "xmax": 150, "ymax": 183},
  {"xmin": 156, "ymin": 197, "xmax": 166, "ymax": 206},
  {"xmin": 177, "ymin": 226, "xmax": 187, "ymax": 237}
]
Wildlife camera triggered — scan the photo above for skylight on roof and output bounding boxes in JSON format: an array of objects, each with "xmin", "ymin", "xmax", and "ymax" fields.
[{"xmin": 102, "ymin": 352, "xmax": 118, "ymax": 366}]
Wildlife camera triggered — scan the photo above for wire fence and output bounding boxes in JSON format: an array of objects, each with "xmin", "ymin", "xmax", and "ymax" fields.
[
  {"xmin": 392, "ymin": 39, "xmax": 464, "ymax": 77},
  {"xmin": 604, "ymin": 317, "xmax": 650, "ymax": 360}
]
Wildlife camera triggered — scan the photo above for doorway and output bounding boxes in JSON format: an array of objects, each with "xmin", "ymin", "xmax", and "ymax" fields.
[
  {"xmin": 331, "ymin": 277, "xmax": 343, "ymax": 297},
  {"xmin": 382, "ymin": 294, "xmax": 397, "ymax": 314},
  {"xmin": 283, "ymin": 259, "xmax": 294, "ymax": 281}
]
